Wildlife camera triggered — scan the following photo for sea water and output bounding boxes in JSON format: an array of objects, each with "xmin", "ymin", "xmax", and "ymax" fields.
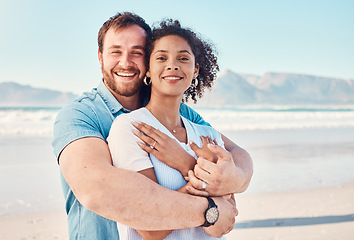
[
  {"xmin": 0, "ymin": 106, "xmax": 353, "ymax": 215},
  {"xmin": 1, "ymin": 106, "xmax": 354, "ymax": 136}
]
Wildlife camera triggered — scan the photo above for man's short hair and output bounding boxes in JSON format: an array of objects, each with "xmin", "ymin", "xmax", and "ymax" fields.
[{"xmin": 98, "ymin": 12, "xmax": 152, "ymax": 53}]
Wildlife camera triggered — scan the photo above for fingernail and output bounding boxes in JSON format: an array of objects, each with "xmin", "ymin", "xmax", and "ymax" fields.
[
  {"xmin": 208, "ymin": 143, "xmax": 215, "ymax": 147},
  {"xmin": 132, "ymin": 129, "xmax": 139, "ymax": 135},
  {"xmin": 189, "ymin": 141, "xmax": 193, "ymax": 145},
  {"xmin": 131, "ymin": 121, "xmax": 138, "ymax": 127}
]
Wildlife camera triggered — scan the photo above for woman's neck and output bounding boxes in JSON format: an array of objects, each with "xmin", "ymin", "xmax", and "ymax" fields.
[{"xmin": 145, "ymin": 94, "xmax": 183, "ymax": 133}]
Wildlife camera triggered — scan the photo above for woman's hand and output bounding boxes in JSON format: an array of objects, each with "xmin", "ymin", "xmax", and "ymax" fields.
[
  {"xmin": 132, "ymin": 121, "xmax": 195, "ymax": 177},
  {"xmin": 189, "ymin": 136, "xmax": 218, "ymax": 163}
]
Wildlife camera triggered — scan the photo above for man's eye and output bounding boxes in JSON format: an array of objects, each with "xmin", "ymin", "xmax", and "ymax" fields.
[{"xmin": 132, "ymin": 52, "xmax": 143, "ymax": 56}]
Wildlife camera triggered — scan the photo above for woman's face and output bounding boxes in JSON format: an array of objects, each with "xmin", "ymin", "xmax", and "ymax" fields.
[{"xmin": 146, "ymin": 35, "xmax": 199, "ymax": 98}]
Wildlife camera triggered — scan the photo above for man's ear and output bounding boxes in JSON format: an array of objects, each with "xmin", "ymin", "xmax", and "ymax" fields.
[
  {"xmin": 194, "ymin": 63, "xmax": 200, "ymax": 79},
  {"xmin": 98, "ymin": 49, "xmax": 103, "ymax": 66}
]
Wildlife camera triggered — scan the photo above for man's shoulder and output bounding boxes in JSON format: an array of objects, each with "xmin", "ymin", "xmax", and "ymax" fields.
[
  {"xmin": 58, "ymin": 88, "xmax": 103, "ymax": 116},
  {"xmin": 185, "ymin": 116, "xmax": 220, "ymax": 139}
]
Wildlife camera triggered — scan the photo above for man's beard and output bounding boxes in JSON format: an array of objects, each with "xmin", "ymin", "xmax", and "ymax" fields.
[{"xmin": 101, "ymin": 65, "xmax": 143, "ymax": 97}]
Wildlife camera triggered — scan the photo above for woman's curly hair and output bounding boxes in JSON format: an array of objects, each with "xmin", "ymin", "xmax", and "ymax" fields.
[{"xmin": 146, "ymin": 19, "xmax": 219, "ymax": 103}]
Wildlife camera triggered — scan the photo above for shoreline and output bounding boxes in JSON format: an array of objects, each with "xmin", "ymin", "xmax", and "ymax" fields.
[
  {"xmin": 1, "ymin": 181, "xmax": 353, "ymax": 240},
  {"xmin": 227, "ymin": 180, "xmax": 354, "ymax": 240}
]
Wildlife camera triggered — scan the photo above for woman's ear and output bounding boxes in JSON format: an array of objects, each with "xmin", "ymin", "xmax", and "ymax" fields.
[
  {"xmin": 194, "ymin": 63, "xmax": 200, "ymax": 79},
  {"xmin": 146, "ymin": 70, "xmax": 151, "ymax": 78}
]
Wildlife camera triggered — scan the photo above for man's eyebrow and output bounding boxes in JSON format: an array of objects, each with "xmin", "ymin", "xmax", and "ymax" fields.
[
  {"xmin": 108, "ymin": 45, "xmax": 121, "ymax": 49},
  {"xmin": 132, "ymin": 45, "xmax": 145, "ymax": 50},
  {"xmin": 108, "ymin": 45, "xmax": 145, "ymax": 50}
]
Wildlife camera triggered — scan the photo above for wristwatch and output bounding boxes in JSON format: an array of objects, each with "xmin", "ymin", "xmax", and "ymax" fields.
[{"xmin": 202, "ymin": 197, "xmax": 219, "ymax": 227}]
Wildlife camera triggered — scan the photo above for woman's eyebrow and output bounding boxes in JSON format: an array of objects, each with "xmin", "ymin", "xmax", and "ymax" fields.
[
  {"xmin": 178, "ymin": 50, "xmax": 192, "ymax": 55},
  {"xmin": 153, "ymin": 49, "xmax": 192, "ymax": 55}
]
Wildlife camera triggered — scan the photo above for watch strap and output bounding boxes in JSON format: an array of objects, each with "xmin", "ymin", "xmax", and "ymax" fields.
[{"xmin": 201, "ymin": 197, "xmax": 217, "ymax": 227}]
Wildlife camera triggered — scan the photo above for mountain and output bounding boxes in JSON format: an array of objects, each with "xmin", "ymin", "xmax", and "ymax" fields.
[
  {"xmin": 195, "ymin": 70, "xmax": 354, "ymax": 107},
  {"xmin": 0, "ymin": 82, "xmax": 78, "ymax": 107},
  {"xmin": 2, "ymin": 71, "xmax": 354, "ymax": 107}
]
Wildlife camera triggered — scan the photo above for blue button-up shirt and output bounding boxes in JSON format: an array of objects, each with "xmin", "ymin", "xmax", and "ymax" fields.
[{"xmin": 52, "ymin": 81, "xmax": 210, "ymax": 239}]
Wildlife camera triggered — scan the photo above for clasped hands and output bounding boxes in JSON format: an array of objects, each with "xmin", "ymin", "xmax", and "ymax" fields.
[
  {"xmin": 132, "ymin": 120, "xmax": 240, "ymax": 236},
  {"xmin": 132, "ymin": 120, "xmax": 243, "ymax": 196}
]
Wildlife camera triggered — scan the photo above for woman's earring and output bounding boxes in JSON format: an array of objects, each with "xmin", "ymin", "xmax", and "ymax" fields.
[
  {"xmin": 192, "ymin": 78, "xmax": 198, "ymax": 87},
  {"xmin": 143, "ymin": 77, "xmax": 151, "ymax": 85}
]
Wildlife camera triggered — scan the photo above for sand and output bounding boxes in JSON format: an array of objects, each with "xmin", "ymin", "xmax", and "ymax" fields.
[
  {"xmin": 1, "ymin": 126, "xmax": 353, "ymax": 239},
  {"xmin": 0, "ymin": 210, "xmax": 68, "ymax": 240},
  {"xmin": 227, "ymin": 181, "xmax": 354, "ymax": 240},
  {"xmin": 1, "ymin": 181, "xmax": 353, "ymax": 240}
]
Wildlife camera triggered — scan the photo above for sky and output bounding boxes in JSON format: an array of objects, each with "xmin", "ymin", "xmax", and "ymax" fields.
[{"xmin": 0, "ymin": 0, "xmax": 353, "ymax": 94}]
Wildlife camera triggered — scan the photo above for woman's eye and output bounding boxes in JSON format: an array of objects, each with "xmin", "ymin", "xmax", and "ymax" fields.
[{"xmin": 156, "ymin": 56, "xmax": 166, "ymax": 60}]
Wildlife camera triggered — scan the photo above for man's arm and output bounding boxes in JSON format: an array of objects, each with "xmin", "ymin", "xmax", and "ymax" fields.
[
  {"xmin": 134, "ymin": 168, "xmax": 196, "ymax": 240},
  {"xmin": 59, "ymin": 136, "xmax": 236, "ymax": 234},
  {"xmin": 221, "ymin": 134, "xmax": 253, "ymax": 193}
]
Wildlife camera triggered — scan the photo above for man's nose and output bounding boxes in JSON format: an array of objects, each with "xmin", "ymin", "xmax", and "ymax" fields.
[{"xmin": 118, "ymin": 53, "xmax": 134, "ymax": 68}]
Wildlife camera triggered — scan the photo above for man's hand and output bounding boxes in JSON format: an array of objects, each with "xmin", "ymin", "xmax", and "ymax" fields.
[
  {"xmin": 203, "ymin": 195, "xmax": 238, "ymax": 238},
  {"xmin": 187, "ymin": 143, "xmax": 247, "ymax": 196},
  {"xmin": 132, "ymin": 121, "xmax": 195, "ymax": 177}
]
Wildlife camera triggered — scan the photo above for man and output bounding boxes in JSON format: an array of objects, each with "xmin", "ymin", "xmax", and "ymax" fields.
[{"xmin": 53, "ymin": 12, "xmax": 253, "ymax": 239}]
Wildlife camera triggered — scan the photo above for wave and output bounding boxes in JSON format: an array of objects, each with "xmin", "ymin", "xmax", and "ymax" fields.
[
  {"xmin": 0, "ymin": 108, "xmax": 59, "ymax": 136},
  {"xmin": 1, "ymin": 106, "xmax": 354, "ymax": 136},
  {"xmin": 195, "ymin": 107, "xmax": 354, "ymax": 131}
]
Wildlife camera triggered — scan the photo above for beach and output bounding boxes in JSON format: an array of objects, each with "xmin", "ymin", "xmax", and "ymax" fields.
[
  {"xmin": 229, "ymin": 180, "xmax": 354, "ymax": 240},
  {"xmin": 1, "ymin": 181, "xmax": 353, "ymax": 240},
  {"xmin": 0, "ymin": 107, "xmax": 353, "ymax": 239}
]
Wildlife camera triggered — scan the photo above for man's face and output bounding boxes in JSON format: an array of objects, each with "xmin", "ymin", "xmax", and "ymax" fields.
[{"xmin": 98, "ymin": 25, "xmax": 147, "ymax": 98}]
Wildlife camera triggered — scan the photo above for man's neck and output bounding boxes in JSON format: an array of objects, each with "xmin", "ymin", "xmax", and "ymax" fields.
[
  {"xmin": 102, "ymin": 80, "xmax": 143, "ymax": 111},
  {"xmin": 115, "ymin": 93, "xmax": 142, "ymax": 111}
]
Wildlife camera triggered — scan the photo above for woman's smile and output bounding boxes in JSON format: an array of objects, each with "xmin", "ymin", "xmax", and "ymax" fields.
[{"xmin": 162, "ymin": 75, "xmax": 183, "ymax": 82}]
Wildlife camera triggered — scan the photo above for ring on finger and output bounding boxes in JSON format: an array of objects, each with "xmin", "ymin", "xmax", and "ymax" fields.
[
  {"xmin": 201, "ymin": 181, "xmax": 207, "ymax": 191},
  {"xmin": 150, "ymin": 141, "xmax": 157, "ymax": 149}
]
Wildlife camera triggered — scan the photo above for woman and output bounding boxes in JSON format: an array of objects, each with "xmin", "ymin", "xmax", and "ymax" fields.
[{"xmin": 107, "ymin": 19, "xmax": 228, "ymax": 240}]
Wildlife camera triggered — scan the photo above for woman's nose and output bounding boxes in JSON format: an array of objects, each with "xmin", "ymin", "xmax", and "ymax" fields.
[{"xmin": 166, "ymin": 60, "xmax": 179, "ymax": 71}]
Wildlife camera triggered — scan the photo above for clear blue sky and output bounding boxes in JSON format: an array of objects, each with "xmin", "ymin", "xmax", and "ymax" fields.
[{"xmin": 1, "ymin": 0, "xmax": 353, "ymax": 94}]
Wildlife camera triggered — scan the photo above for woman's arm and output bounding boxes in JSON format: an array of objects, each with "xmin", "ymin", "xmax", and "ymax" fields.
[
  {"xmin": 132, "ymin": 120, "xmax": 196, "ymax": 177},
  {"xmin": 133, "ymin": 121, "xmax": 253, "ymax": 195}
]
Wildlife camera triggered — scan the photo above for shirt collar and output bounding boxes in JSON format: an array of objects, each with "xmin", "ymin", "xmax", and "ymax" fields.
[{"xmin": 97, "ymin": 80, "xmax": 127, "ymax": 114}]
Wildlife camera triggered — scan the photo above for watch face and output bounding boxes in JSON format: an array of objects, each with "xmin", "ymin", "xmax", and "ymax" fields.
[{"xmin": 206, "ymin": 206, "xmax": 219, "ymax": 224}]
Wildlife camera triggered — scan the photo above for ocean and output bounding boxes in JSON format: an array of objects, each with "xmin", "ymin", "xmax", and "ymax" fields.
[
  {"xmin": 0, "ymin": 106, "xmax": 354, "ymax": 216},
  {"xmin": 1, "ymin": 106, "xmax": 354, "ymax": 136}
]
